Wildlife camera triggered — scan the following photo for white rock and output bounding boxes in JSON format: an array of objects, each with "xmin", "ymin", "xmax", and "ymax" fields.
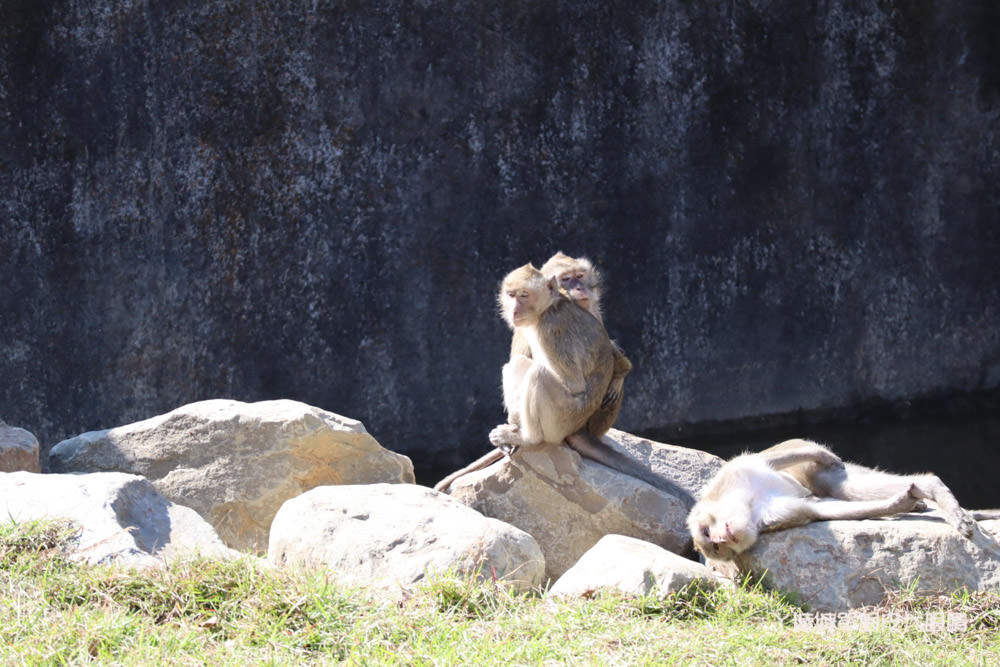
[
  {"xmin": 549, "ymin": 534, "xmax": 728, "ymax": 598},
  {"xmin": 0, "ymin": 471, "xmax": 235, "ymax": 567},
  {"xmin": 268, "ymin": 483, "xmax": 545, "ymax": 597},
  {"xmin": 48, "ymin": 399, "xmax": 414, "ymax": 552}
]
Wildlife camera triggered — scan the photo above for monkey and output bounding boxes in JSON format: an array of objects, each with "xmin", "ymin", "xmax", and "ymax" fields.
[
  {"xmin": 433, "ymin": 253, "xmax": 634, "ymax": 493},
  {"xmin": 485, "ymin": 263, "xmax": 693, "ymax": 505},
  {"xmin": 539, "ymin": 251, "xmax": 603, "ymax": 319},
  {"xmin": 488, "ymin": 263, "xmax": 613, "ymax": 451},
  {"xmin": 687, "ymin": 438, "xmax": 977, "ymax": 563},
  {"xmin": 537, "ymin": 251, "xmax": 632, "ymax": 436}
]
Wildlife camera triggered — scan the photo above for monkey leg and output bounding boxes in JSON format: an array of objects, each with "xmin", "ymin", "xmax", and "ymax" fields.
[
  {"xmin": 432, "ymin": 448, "xmax": 506, "ymax": 493},
  {"xmin": 815, "ymin": 465, "xmax": 976, "ymax": 538},
  {"xmin": 501, "ymin": 354, "xmax": 534, "ymax": 424},
  {"xmin": 904, "ymin": 474, "xmax": 976, "ymax": 537},
  {"xmin": 588, "ymin": 343, "xmax": 631, "ymax": 436}
]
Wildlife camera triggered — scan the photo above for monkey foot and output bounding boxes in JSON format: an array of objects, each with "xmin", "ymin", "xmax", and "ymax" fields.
[
  {"xmin": 894, "ymin": 486, "xmax": 923, "ymax": 513},
  {"xmin": 489, "ymin": 423, "xmax": 522, "ymax": 451},
  {"xmin": 497, "ymin": 443, "xmax": 519, "ymax": 457},
  {"xmin": 950, "ymin": 510, "xmax": 977, "ymax": 539}
]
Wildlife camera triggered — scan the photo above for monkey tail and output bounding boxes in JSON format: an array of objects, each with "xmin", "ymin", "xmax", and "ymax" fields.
[
  {"xmin": 432, "ymin": 448, "xmax": 506, "ymax": 493},
  {"xmin": 563, "ymin": 430, "xmax": 695, "ymax": 509}
]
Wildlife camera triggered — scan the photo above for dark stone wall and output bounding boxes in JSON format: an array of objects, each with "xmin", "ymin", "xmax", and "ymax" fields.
[{"xmin": 2, "ymin": 1, "xmax": 998, "ymax": 483}]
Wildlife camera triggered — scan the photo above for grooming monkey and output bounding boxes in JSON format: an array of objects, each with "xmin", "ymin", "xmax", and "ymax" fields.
[
  {"xmin": 535, "ymin": 251, "xmax": 632, "ymax": 435},
  {"xmin": 488, "ymin": 263, "xmax": 614, "ymax": 450},
  {"xmin": 435, "ymin": 252, "xmax": 633, "ymax": 492},
  {"xmin": 484, "ymin": 263, "xmax": 692, "ymax": 503},
  {"xmin": 435, "ymin": 255, "xmax": 669, "ymax": 501},
  {"xmin": 688, "ymin": 438, "xmax": 977, "ymax": 562}
]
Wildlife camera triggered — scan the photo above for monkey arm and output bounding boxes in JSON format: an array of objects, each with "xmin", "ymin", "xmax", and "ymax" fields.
[
  {"xmin": 586, "ymin": 344, "xmax": 629, "ymax": 435},
  {"xmin": 757, "ymin": 496, "xmax": 820, "ymax": 533},
  {"xmin": 600, "ymin": 378, "xmax": 623, "ymax": 409},
  {"xmin": 758, "ymin": 440, "xmax": 844, "ymax": 471},
  {"xmin": 805, "ymin": 488, "xmax": 921, "ymax": 521}
]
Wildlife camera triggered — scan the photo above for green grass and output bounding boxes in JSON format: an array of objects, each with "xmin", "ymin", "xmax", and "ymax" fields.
[{"xmin": 1, "ymin": 520, "xmax": 998, "ymax": 665}]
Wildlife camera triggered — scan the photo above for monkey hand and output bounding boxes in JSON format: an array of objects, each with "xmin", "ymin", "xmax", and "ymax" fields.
[{"xmin": 601, "ymin": 379, "xmax": 625, "ymax": 408}]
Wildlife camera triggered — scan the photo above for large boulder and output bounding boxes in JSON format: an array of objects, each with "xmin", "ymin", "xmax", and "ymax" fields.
[
  {"xmin": 738, "ymin": 513, "xmax": 1000, "ymax": 612},
  {"xmin": 48, "ymin": 399, "xmax": 414, "ymax": 553},
  {"xmin": 268, "ymin": 483, "xmax": 545, "ymax": 597},
  {"xmin": 548, "ymin": 534, "xmax": 728, "ymax": 598},
  {"xmin": 0, "ymin": 420, "xmax": 40, "ymax": 473},
  {"xmin": 447, "ymin": 430, "xmax": 723, "ymax": 579},
  {"xmin": 0, "ymin": 471, "xmax": 235, "ymax": 567}
]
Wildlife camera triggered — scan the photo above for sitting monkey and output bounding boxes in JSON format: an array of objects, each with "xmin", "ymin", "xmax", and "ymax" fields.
[
  {"xmin": 688, "ymin": 438, "xmax": 977, "ymax": 562},
  {"xmin": 436, "ymin": 254, "xmax": 663, "ymax": 499},
  {"xmin": 449, "ymin": 262, "xmax": 691, "ymax": 504}
]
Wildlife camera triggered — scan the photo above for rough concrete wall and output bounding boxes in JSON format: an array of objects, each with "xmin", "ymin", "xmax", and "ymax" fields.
[{"xmin": 1, "ymin": 1, "xmax": 998, "ymax": 478}]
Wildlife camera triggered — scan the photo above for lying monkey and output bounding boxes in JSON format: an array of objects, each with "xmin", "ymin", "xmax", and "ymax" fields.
[{"xmin": 688, "ymin": 438, "xmax": 977, "ymax": 562}]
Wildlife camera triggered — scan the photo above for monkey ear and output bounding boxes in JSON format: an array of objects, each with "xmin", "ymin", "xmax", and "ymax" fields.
[{"xmin": 547, "ymin": 276, "xmax": 559, "ymax": 292}]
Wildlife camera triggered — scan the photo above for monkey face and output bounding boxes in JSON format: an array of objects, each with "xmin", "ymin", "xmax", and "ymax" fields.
[
  {"xmin": 499, "ymin": 264, "xmax": 556, "ymax": 329},
  {"xmin": 505, "ymin": 289, "xmax": 537, "ymax": 326},
  {"xmin": 540, "ymin": 253, "xmax": 603, "ymax": 319},
  {"xmin": 557, "ymin": 270, "xmax": 595, "ymax": 311},
  {"xmin": 687, "ymin": 503, "xmax": 757, "ymax": 561}
]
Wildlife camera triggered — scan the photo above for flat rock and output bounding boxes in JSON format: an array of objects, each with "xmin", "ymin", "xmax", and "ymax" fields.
[
  {"xmin": 739, "ymin": 512, "xmax": 1000, "ymax": 611},
  {"xmin": 448, "ymin": 430, "xmax": 723, "ymax": 579}
]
